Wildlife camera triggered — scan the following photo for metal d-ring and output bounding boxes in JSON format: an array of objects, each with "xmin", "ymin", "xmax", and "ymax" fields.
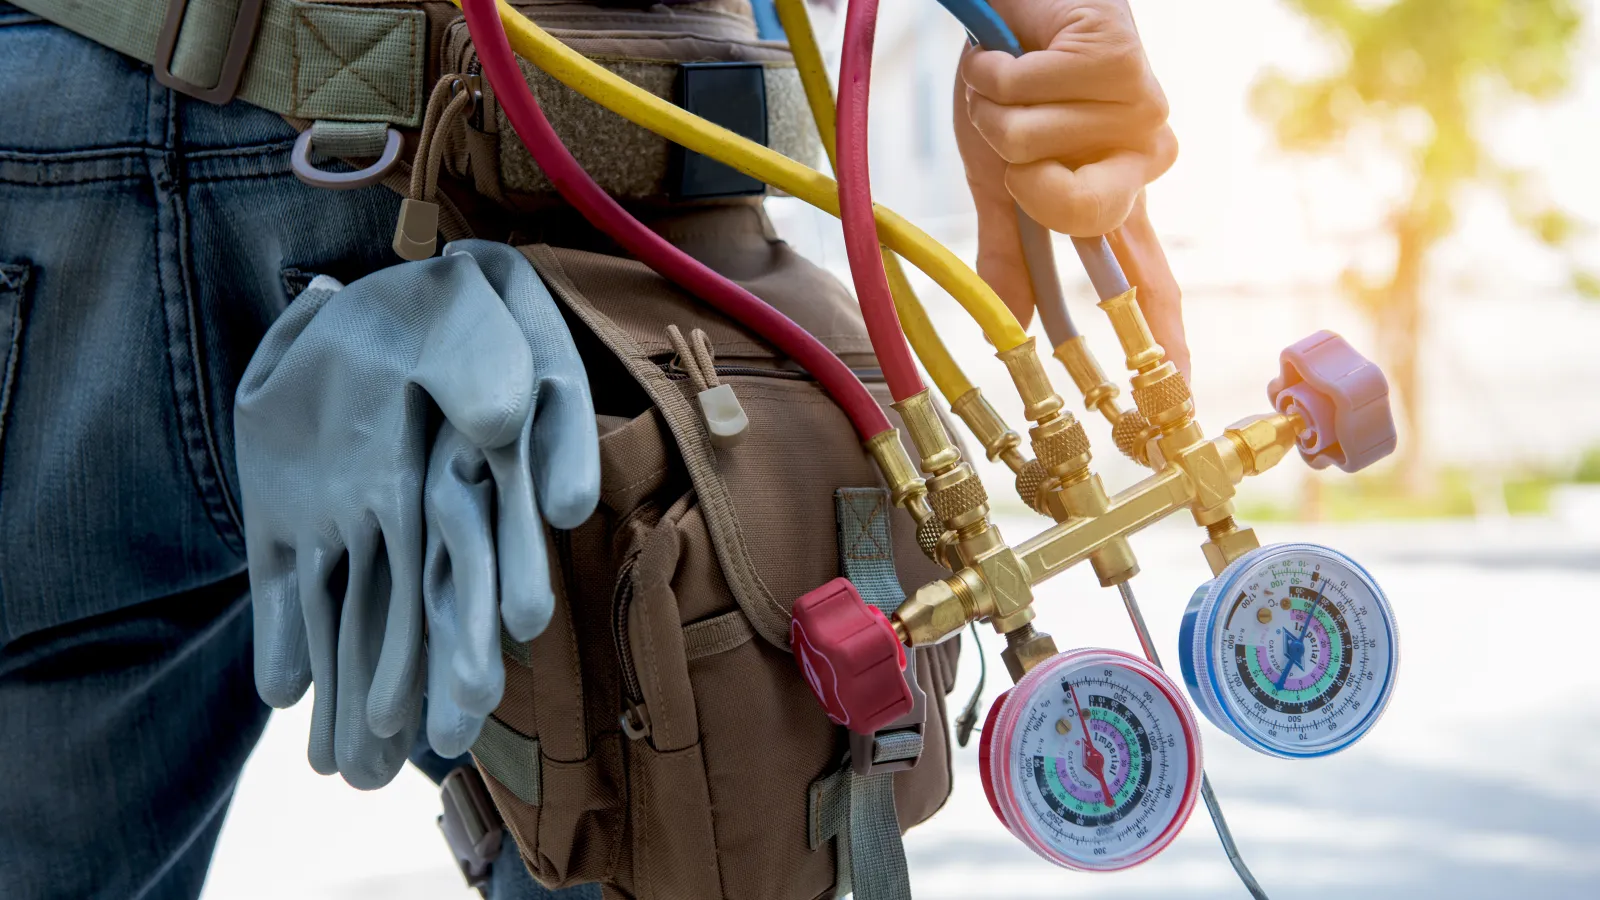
[{"xmin": 291, "ymin": 126, "xmax": 404, "ymax": 190}]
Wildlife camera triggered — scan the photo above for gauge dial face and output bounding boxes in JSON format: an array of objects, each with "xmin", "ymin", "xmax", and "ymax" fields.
[
  {"xmin": 1182, "ymin": 543, "xmax": 1398, "ymax": 758},
  {"xmin": 982, "ymin": 649, "xmax": 1201, "ymax": 872}
]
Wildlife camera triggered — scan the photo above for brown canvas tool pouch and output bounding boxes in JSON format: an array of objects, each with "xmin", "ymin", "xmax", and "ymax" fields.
[{"xmin": 469, "ymin": 207, "xmax": 960, "ymax": 900}]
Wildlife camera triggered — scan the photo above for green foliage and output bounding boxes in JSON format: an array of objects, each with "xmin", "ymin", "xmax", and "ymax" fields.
[
  {"xmin": 1253, "ymin": 0, "xmax": 1584, "ymax": 243},
  {"xmin": 1238, "ymin": 466, "xmax": 1554, "ymax": 522},
  {"xmin": 1574, "ymin": 270, "xmax": 1600, "ymax": 300},
  {"xmin": 1574, "ymin": 446, "xmax": 1600, "ymax": 483}
]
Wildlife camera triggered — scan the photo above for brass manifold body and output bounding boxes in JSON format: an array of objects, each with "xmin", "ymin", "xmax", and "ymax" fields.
[{"xmin": 886, "ymin": 288, "xmax": 1311, "ymax": 681}]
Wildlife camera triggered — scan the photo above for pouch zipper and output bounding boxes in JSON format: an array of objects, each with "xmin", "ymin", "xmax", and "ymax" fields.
[{"xmin": 612, "ymin": 504, "xmax": 661, "ymax": 741}]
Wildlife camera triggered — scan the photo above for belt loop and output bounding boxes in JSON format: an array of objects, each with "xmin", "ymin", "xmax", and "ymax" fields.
[{"xmin": 154, "ymin": 0, "xmax": 269, "ymax": 104}]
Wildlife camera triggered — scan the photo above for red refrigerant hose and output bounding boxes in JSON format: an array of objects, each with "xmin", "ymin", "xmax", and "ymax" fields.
[
  {"xmin": 460, "ymin": 0, "xmax": 893, "ymax": 440},
  {"xmin": 835, "ymin": 0, "xmax": 927, "ymax": 402}
]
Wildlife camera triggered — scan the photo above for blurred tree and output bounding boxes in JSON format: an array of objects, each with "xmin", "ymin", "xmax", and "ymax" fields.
[{"xmin": 1253, "ymin": 0, "xmax": 1587, "ymax": 489}]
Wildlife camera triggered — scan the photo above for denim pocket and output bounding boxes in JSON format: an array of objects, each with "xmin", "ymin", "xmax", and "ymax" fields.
[{"xmin": 0, "ymin": 261, "xmax": 30, "ymax": 472}]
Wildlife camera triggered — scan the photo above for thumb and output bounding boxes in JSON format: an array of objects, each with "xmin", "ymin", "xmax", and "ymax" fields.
[{"xmin": 954, "ymin": 53, "xmax": 1036, "ymax": 328}]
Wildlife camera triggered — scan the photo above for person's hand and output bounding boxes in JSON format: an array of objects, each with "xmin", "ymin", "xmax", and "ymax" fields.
[
  {"xmin": 954, "ymin": 0, "xmax": 1189, "ymax": 377},
  {"xmin": 420, "ymin": 241, "xmax": 599, "ymax": 758},
  {"xmin": 235, "ymin": 248, "xmax": 550, "ymax": 789}
]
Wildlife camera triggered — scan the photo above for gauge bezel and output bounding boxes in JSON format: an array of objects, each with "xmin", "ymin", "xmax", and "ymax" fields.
[
  {"xmin": 982, "ymin": 648, "xmax": 1203, "ymax": 872},
  {"xmin": 1184, "ymin": 542, "xmax": 1399, "ymax": 759}
]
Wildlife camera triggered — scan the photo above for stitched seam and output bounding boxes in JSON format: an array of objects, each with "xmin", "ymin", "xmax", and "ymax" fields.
[
  {"xmin": 298, "ymin": 13, "xmax": 410, "ymax": 116},
  {"xmin": 149, "ymin": 136, "xmax": 247, "ymax": 556}
]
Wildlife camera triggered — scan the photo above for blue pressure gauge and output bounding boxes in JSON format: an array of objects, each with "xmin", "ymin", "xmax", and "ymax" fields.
[{"xmin": 1178, "ymin": 543, "xmax": 1399, "ymax": 759}]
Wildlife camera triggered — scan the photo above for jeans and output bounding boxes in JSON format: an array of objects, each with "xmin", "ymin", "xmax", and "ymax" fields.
[{"xmin": 0, "ymin": 7, "xmax": 593, "ymax": 899}]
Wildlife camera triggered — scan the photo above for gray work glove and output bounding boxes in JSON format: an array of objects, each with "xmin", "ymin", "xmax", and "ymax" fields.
[
  {"xmin": 420, "ymin": 242, "xmax": 599, "ymax": 757},
  {"xmin": 236, "ymin": 242, "xmax": 587, "ymax": 788}
]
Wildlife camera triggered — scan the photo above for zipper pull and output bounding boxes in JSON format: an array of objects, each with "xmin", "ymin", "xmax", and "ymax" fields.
[
  {"xmin": 667, "ymin": 325, "xmax": 748, "ymax": 449},
  {"xmin": 620, "ymin": 700, "xmax": 653, "ymax": 740}
]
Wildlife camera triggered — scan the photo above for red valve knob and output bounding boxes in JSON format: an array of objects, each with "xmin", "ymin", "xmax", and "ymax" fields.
[
  {"xmin": 1268, "ymin": 331, "xmax": 1397, "ymax": 473},
  {"xmin": 790, "ymin": 577, "xmax": 912, "ymax": 735}
]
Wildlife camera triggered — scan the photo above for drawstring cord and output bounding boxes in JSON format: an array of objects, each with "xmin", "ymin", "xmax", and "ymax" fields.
[
  {"xmin": 666, "ymin": 325, "xmax": 721, "ymax": 394},
  {"xmin": 393, "ymin": 77, "xmax": 478, "ymax": 260}
]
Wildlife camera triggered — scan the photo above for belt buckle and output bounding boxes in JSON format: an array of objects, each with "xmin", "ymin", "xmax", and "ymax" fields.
[
  {"xmin": 437, "ymin": 765, "xmax": 506, "ymax": 895},
  {"xmin": 154, "ymin": 0, "xmax": 268, "ymax": 104},
  {"xmin": 849, "ymin": 652, "xmax": 928, "ymax": 777}
]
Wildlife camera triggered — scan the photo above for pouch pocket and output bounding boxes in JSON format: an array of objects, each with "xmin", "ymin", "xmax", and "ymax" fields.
[{"xmin": 480, "ymin": 237, "xmax": 960, "ymax": 900}]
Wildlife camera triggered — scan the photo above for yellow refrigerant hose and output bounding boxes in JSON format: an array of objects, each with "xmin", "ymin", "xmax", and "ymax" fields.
[
  {"xmin": 463, "ymin": 0, "xmax": 1030, "ymax": 354},
  {"xmin": 772, "ymin": 0, "xmax": 973, "ymax": 403}
]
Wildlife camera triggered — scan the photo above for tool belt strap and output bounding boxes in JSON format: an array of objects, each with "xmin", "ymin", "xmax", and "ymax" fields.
[
  {"xmin": 806, "ymin": 488, "xmax": 917, "ymax": 900},
  {"xmin": 13, "ymin": 0, "xmax": 427, "ymax": 127}
]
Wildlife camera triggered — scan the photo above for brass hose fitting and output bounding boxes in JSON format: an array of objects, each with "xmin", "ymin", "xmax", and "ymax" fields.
[
  {"xmin": 1013, "ymin": 360, "xmax": 1138, "ymax": 585},
  {"xmin": 864, "ymin": 428, "xmax": 932, "ymax": 522},
  {"xmin": 949, "ymin": 388, "xmax": 1026, "ymax": 473},
  {"xmin": 1055, "ymin": 333, "xmax": 1158, "ymax": 468},
  {"xmin": 892, "ymin": 390, "xmax": 962, "ymax": 476},
  {"xmin": 996, "ymin": 337, "xmax": 1065, "ymax": 425},
  {"xmin": 1000, "ymin": 623, "xmax": 1060, "ymax": 682},
  {"xmin": 1054, "ymin": 335, "xmax": 1122, "ymax": 425},
  {"xmin": 1200, "ymin": 515, "xmax": 1260, "ymax": 577}
]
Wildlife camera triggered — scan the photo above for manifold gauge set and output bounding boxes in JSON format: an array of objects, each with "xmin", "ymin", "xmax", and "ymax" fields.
[{"xmin": 457, "ymin": 0, "xmax": 1409, "ymax": 893}]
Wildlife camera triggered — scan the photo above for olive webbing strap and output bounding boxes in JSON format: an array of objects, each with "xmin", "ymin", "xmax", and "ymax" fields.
[
  {"xmin": 806, "ymin": 488, "xmax": 916, "ymax": 900},
  {"xmin": 472, "ymin": 714, "xmax": 542, "ymax": 807},
  {"xmin": 12, "ymin": 0, "xmax": 426, "ymax": 127}
]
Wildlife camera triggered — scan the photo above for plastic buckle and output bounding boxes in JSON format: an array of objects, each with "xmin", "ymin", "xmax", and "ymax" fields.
[
  {"xmin": 437, "ymin": 765, "xmax": 505, "ymax": 895},
  {"xmin": 154, "ymin": 0, "xmax": 268, "ymax": 105},
  {"xmin": 849, "ymin": 652, "xmax": 928, "ymax": 777}
]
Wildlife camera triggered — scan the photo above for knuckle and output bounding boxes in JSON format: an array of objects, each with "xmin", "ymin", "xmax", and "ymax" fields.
[{"xmin": 1133, "ymin": 84, "xmax": 1170, "ymax": 129}]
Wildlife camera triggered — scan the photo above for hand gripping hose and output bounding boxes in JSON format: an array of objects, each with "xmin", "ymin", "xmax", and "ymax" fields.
[
  {"xmin": 455, "ymin": 0, "xmax": 1029, "ymax": 357},
  {"xmin": 938, "ymin": 4, "xmax": 1269, "ymax": 897},
  {"xmin": 834, "ymin": 0, "xmax": 924, "ymax": 401},
  {"xmin": 935, "ymin": 0, "xmax": 1130, "ymax": 334},
  {"xmin": 459, "ymin": 0, "xmax": 892, "ymax": 441}
]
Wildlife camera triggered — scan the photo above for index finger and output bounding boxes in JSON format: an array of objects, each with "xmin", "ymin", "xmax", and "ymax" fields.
[{"xmin": 961, "ymin": 41, "xmax": 1147, "ymax": 106}]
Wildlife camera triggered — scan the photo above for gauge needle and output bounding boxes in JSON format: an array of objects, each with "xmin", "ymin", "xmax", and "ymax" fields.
[
  {"xmin": 1068, "ymin": 683, "xmax": 1116, "ymax": 809},
  {"xmin": 1274, "ymin": 581, "xmax": 1326, "ymax": 692}
]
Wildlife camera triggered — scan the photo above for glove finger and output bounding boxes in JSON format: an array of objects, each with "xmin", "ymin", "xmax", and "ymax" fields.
[
  {"xmin": 333, "ymin": 524, "xmax": 410, "ymax": 789},
  {"xmin": 413, "ymin": 254, "xmax": 535, "ymax": 450},
  {"xmin": 419, "ymin": 525, "xmax": 480, "ymax": 755},
  {"xmin": 426, "ymin": 430, "xmax": 505, "ymax": 723},
  {"xmin": 250, "ymin": 540, "xmax": 312, "ymax": 708},
  {"xmin": 444, "ymin": 239, "xmax": 597, "ymax": 529},
  {"xmin": 235, "ymin": 276, "xmax": 344, "ymax": 421},
  {"xmin": 530, "ymin": 371, "xmax": 600, "ymax": 530},
  {"xmin": 297, "ymin": 533, "xmax": 345, "ymax": 776},
  {"xmin": 485, "ymin": 436, "xmax": 555, "ymax": 643},
  {"xmin": 367, "ymin": 507, "xmax": 426, "ymax": 739},
  {"xmin": 424, "ymin": 516, "xmax": 488, "ymax": 759}
]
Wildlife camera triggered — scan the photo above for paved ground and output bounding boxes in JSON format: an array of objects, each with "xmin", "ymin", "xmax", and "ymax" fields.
[{"xmin": 201, "ymin": 510, "xmax": 1600, "ymax": 899}]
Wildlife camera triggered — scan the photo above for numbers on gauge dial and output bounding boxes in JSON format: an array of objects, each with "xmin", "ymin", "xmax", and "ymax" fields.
[
  {"xmin": 993, "ymin": 653, "xmax": 1200, "ymax": 870},
  {"xmin": 1214, "ymin": 550, "xmax": 1391, "ymax": 748}
]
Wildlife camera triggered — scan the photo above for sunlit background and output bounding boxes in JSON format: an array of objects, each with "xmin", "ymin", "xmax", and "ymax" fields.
[{"xmin": 203, "ymin": 1, "xmax": 1600, "ymax": 897}]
